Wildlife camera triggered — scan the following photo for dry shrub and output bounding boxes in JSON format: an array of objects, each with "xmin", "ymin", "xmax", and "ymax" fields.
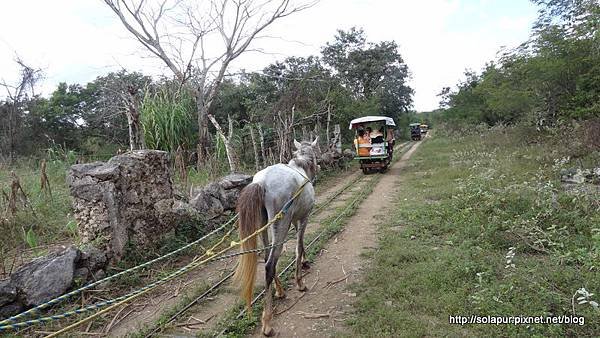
[{"xmin": 583, "ymin": 118, "xmax": 600, "ymax": 150}]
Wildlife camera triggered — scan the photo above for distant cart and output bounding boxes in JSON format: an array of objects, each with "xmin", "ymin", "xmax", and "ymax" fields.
[
  {"xmin": 349, "ymin": 116, "xmax": 396, "ymax": 174},
  {"xmin": 410, "ymin": 123, "xmax": 422, "ymax": 141}
]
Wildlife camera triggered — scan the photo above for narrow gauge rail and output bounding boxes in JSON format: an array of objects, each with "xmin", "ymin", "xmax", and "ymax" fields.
[
  {"xmin": 147, "ymin": 141, "xmax": 411, "ymax": 337},
  {"xmin": 144, "ymin": 169, "xmax": 368, "ymax": 337}
]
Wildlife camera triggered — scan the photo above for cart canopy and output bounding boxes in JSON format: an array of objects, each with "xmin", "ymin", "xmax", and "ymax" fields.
[{"xmin": 349, "ymin": 116, "xmax": 396, "ymax": 130}]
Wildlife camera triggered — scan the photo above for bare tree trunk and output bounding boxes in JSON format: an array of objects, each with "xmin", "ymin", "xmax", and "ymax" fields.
[
  {"xmin": 207, "ymin": 114, "xmax": 238, "ymax": 173},
  {"xmin": 126, "ymin": 85, "xmax": 144, "ymax": 151},
  {"xmin": 195, "ymin": 90, "xmax": 209, "ymax": 169},
  {"xmin": 334, "ymin": 124, "xmax": 341, "ymax": 153},
  {"xmin": 277, "ymin": 106, "xmax": 295, "ymax": 163},
  {"xmin": 249, "ymin": 124, "xmax": 260, "ymax": 171},
  {"xmin": 258, "ymin": 124, "xmax": 267, "ymax": 166},
  {"xmin": 313, "ymin": 118, "xmax": 321, "ymax": 153},
  {"xmin": 7, "ymin": 104, "xmax": 16, "ymax": 163},
  {"xmin": 326, "ymin": 104, "xmax": 331, "ymax": 148}
]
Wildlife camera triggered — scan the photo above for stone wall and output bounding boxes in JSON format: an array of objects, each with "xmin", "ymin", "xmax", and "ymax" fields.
[
  {"xmin": 0, "ymin": 147, "xmax": 354, "ymax": 318},
  {"xmin": 67, "ymin": 150, "xmax": 177, "ymax": 261}
]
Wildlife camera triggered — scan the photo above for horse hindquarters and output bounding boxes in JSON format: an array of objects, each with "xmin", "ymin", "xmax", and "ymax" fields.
[{"xmin": 233, "ymin": 183, "xmax": 266, "ymax": 313}]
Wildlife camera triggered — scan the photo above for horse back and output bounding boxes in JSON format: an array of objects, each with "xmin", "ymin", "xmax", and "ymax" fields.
[{"xmin": 253, "ymin": 164, "xmax": 315, "ymax": 220}]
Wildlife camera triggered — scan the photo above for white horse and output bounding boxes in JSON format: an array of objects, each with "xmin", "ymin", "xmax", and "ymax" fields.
[{"xmin": 234, "ymin": 138, "xmax": 319, "ymax": 336}]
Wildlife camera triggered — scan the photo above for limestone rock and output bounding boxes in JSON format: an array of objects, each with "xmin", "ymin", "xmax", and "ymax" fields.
[
  {"xmin": 0, "ymin": 302, "xmax": 22, "ymax": 319},
  {"xmin": 11, "ymin": 247, "xmax": 78, "ymax": 307},
  {"xmin": 67, "ymin": 150, "xmax": 176, "ymax": 261},
  {"xmin": 219, "ymin": 174, "xmax": 252, "ymax": 190},
  {"xmin": 190, "ymin": 183, "xmax": 225, "ymax": 220},
  {"xmin": 79, "ymin": 246, "xmax": 108, "ymax": 273},
  {"xmin": 0, "ymin": 279, "xmax": 16, "ymax": 307},
  {"xmin": 155, "ymin": 199, "xmax": 201, "ymax": 226}
]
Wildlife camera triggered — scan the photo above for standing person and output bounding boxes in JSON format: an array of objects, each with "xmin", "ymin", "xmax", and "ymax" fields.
[
  {"xmin": 386, "ymin": 127, "xmax": 395, "ymax": 157},
  {"xmin": 354, "ymin": 128, "xmax": 371, "ymax": 156}
]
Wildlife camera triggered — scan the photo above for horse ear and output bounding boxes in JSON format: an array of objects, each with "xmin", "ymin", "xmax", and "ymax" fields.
[
  {"xmin": 294, "ymin": 139, "xmax": 302, "ymax": 150},
  {"xmin": 311, "ymin": 137, "xmax": 319, "ymax": 147}
]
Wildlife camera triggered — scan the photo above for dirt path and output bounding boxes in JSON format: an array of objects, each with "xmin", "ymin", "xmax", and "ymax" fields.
[
  {"xmin": 249, "ymin": 141, "xmax": 421, "ymax": 337},
  {"xmin": 160, "ymin": 169, "xmax": 376, "ymax": 336},
  {"xmin": 105, "ymin": 166, "xmax": 363, "ymax": 337}
]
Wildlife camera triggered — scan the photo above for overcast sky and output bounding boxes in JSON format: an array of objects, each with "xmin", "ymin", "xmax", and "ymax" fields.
[{"xmin": 0, "ymin": 0, "xmax": 538, "ymax": 111}]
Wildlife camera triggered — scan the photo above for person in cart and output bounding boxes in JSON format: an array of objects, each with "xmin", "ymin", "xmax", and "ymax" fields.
[
  {"xmin": 370, "ymin": 127, "xmax": 384, "ymax": 143},
  {"xmin": 353, "ymin": 128, "xmax": 371, "ymax": 156},
  {"xmin": 349, "ymin": 116, "xmax": 396, "ymax": 174}
]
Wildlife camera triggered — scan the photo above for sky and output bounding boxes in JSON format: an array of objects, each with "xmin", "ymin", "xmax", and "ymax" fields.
[{"xmin": 0, "ymin": 0, "xmax": 539, "ymax": 111}]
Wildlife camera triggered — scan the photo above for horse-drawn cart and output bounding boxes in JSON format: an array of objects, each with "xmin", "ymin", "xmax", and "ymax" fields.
[{"xmin": 350, "ymin": 116, "xmax": 396, "ymax": 174}]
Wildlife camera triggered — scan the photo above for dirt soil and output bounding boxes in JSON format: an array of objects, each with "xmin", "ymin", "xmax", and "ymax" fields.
[
  {"xmin": 107, "ymin": 142, "xmax": 419, "ymax": 337},
  {"xmin": 159, "ymin": 167, "xmax": 374, "ymax": 336},
  {"xmin": 105, "ymin": 165, "xmax": 363, "ymax": 337},
  {"xmin": 249, "ymin": 141, "xmax": 421, "ymax": 337}
]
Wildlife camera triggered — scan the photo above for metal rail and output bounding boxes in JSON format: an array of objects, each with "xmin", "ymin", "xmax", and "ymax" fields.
[{"xmin": 143, "ymin": 170, "xmax": 367, "ymax": 337}]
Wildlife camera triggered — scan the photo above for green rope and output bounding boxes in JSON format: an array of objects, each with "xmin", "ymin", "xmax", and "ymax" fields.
[
  {"xmin": 1, "ymin": 177, "xmax": 312, "ymax": 333},
  {"xmin": 0, "ymin": 214, "xmax": 238, "ymax": 326}
]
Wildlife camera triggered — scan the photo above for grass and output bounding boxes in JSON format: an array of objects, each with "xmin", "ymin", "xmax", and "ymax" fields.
[
  {"xmin": 211, "ymin": 175, "xmax": 383, "ymax": 337},
  {"xmin": 0, "ymin": 156, "xmax": 76, "ymax": 274},
  {"xmin": 347, "ymin": 126, "xmax": 600, "ymax": 337},
  {"xmin": 207, "ymin": 144, "xmax": 415, "ymax": 337}
]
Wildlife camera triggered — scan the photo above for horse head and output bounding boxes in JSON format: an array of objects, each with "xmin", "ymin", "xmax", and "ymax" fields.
[{"xmin": 292, "ymin": 137, "xmax": 320, "ymax": 181}]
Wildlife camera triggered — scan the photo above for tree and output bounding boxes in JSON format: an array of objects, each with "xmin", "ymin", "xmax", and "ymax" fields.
[
  {"xmin": 83, "ymin": 71, "xmax": 153, "ymax": 150},
  {"xmin": 438, "ymin": 0, "xmax": 599, "ymax": 127},
  {"xmin": 103, "ymin": 0, "xmax": 314, "ymax": 172},
  {"xmin": 321, "ymin": 27, "xmax": 413, "ymax": 120},
  {"xmin": 0, "ymin": 58, "xmax": 43, "ymax": 161}
]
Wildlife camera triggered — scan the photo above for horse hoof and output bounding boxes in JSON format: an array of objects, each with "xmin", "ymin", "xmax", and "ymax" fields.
[
  {"xmin": 297, "ymin": 284, "xmax": 307, "ymax": 292},
  {"xmin": 302, "ymin": 261, "xmax": 310, "ymax": 270},
  {"xmin": 275, "ymin": 291, "xmax": 286, "ymax": 299},
  {"xmin": 262, "ymin": 326, "xmax": 275, "ymax": 336}
]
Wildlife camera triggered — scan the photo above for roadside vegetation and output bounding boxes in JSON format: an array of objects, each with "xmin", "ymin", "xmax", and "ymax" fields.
[
  {"xmin": 349, "ymin": 126, "xmax": 599, "ymax": 336},
  {"xmin": 0, "ymin": 23, "xmax": 416, "ymax": 270}
]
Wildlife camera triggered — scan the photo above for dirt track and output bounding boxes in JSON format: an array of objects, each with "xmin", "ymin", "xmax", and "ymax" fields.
[
  {"xmin": 106, "ymin": 162, "xmax": 364, "ymax": 336},
  {"xmin": 107, "ymin": 142, "xmax": 420, "ymax": 337},
  {"xmin": 249, "ymin": 141, "xmax": 421, "ymax": 337}
]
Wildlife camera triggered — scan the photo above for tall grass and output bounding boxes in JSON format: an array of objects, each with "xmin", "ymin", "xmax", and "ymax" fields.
[
  {"xmin": 349, "ymin": 126, "xmax": 600, "ymax": 337},
  {"xmin": 0, "ymin": 156, "xmax": 76, "ymax": 276},
  {"xmin": 141, "ymin": 87, "xmax": 197, "ymax": 153}
]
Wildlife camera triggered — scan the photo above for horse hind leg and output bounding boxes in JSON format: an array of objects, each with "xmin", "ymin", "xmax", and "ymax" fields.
[
  {"xmin": 274, "ymin": 276, "xmax": 285, "ymax": 299},
  {"xmin": 262, "ymin": 224, "xmax": 284, "ymax": 298},
  {"xmin": 260, "ymin": 207, "xmax": 269, "ymax": 263},
  {"xmin": 295, "ymin": 217, "xmax": 309, "ymax": 291},
  {"xmin": 261, "ymin": 230, "xmax": 269, "ymax": 263},
  {"xmin": 261, "ymin": 220, "xmax": 288, "ymax": 336}
]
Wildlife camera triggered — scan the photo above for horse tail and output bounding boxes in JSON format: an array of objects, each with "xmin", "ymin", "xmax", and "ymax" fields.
[{"xmin": 233, "ymin": 183, "xmax": 265, "ymax": 312}]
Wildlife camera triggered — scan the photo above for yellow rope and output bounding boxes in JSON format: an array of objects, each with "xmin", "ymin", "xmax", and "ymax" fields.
[{"xmin": 45, "ymin": 179, "xmax": 310, "ymax": 337}]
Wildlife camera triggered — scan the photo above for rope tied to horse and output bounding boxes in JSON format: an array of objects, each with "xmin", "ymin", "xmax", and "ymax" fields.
[{"xmin": 0, "ymin": 176, "xmax": 313, "ymax": 335}]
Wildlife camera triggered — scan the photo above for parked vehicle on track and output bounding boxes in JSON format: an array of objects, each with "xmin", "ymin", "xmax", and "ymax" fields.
[{"xmin": 350, "ymin": 116, "xmax": 396, "ymax": 174}]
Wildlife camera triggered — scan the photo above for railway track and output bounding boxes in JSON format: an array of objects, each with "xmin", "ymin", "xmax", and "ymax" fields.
[
  {"xmin": 143, "ymin": 171, "xmax": 370, "ymax": 337},
  {"xmin": 3, "ymin": 142, "xmax": 410, "ymax": 337},
  {"xmin": 143, "ymin": 142, "xmax": 411, "ymax": 337}
]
